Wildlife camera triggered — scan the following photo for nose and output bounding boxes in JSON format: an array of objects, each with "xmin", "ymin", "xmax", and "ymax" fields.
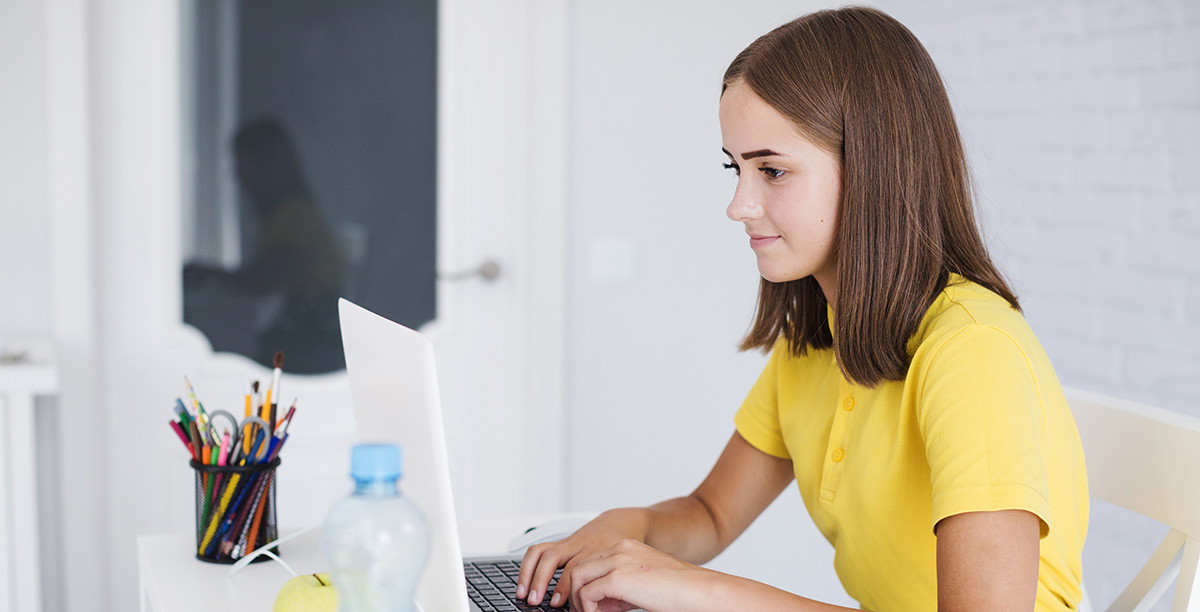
[{"xmin": 726, "ymin": 181, "xmax": 761, "ymax": 223}]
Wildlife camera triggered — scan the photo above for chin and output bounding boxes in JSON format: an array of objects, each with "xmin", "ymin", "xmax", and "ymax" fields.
[
  {"xmin": 755, "ymin": 259, "xmax": 803, "ymax": 283},
  {"xmin": 757, "ymin": 269, "xmax": 806, "ymax": 284}
]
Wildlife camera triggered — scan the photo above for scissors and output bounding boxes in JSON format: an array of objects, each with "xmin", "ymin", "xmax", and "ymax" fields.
[
  {"xmin": 205, "ymin": 409, "xmax": 275, "ymax": 466},
  {"xmin": 237, "ymin": 416, "xmax": 272, "ymax": 464},
  {"xmin": 205, "ymin": 410, "xmax": 241, "ymax": 464}
]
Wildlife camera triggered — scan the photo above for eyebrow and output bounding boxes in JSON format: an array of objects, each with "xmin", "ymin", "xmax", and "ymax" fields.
[{"xmin": 721, "ymin": 147, "xmax": 784, "ymax": 160}]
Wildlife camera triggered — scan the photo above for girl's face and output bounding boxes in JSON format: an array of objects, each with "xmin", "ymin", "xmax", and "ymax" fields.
[{"xmin": 720, "ymin": 81, "xmax": 843, "ymax": 294}]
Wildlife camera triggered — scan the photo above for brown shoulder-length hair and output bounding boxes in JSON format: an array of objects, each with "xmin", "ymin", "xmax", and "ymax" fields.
[{"xmin": 726, "ymin": 6, "xmax": 1019, "ymax": 387}]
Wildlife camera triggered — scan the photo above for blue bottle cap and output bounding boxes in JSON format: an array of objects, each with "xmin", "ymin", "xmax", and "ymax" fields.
[{"xmin": 351, "ymin": 443, "xmax": 403, "ymax": 482}]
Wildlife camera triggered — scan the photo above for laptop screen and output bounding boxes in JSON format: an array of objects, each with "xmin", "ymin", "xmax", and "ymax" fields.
[{"xmin": 339, "ymin": 298, "xmax": 470, "ymax": 611}]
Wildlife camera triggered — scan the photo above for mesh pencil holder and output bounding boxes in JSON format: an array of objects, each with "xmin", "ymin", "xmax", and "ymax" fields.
[{"xmin": 190, "ymin": 457, "xmax": 281, "ymax": 564}]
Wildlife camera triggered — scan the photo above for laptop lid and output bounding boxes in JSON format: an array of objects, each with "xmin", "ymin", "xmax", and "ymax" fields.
[{"xmin": 339, "ymin": 298, "xmax": 470, "ymax": 612}]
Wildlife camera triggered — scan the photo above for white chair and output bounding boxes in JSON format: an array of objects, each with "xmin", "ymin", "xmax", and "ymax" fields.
[{"xmin": 1067, "ymin": 387, "xmax": 1200, "ymax": 612}]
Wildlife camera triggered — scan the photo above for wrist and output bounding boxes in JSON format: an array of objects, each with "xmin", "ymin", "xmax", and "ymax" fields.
[
  {"xmin": 596, "ymin": 507, "xmax": 651, "ymax": 540},
  {"xmin": 665, "ymin": 565, "xmax": 729, "ymax": 612}
]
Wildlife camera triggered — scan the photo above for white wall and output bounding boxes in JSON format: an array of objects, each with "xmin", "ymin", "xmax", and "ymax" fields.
[
  {"xmin": 565, "ymin": 0, "xmax": 1199, "ymax": 609},
  {"xmin": 0, "ymin": 0, "xmax": 52, "ymax": 336},
  {"xmin": 564, "ymin": 0, "xmax": 854, "ymax": 604}
]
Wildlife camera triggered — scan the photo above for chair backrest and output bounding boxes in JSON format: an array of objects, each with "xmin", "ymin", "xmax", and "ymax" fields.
[{"xmin": 1066, "ymin": 386, "xmax": 1200, "ymax": 612}]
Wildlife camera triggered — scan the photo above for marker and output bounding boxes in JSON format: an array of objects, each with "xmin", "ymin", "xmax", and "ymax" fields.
[
  {"xmin": 217, "ymin": 432, "xmax": 230, "ymax": 467},
  {"xmin": 169, "ymin": 420, "xmax": 193, "ymax": 456}
]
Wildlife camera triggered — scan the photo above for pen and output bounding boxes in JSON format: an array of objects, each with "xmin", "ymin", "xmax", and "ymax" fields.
[
  {"xmin": 231, "ymin": 475, "xmax": 269, "ymax": 557},
  {"xmin": 207, "ymin": 471, "xmax": 260, "ymax": 558},
  {"xmin": 169, "ymin": 420, "xmax": 193, "ymax": 456},
  {"xmin": 221, "ymin": 475, "xmax": 262, "ymax": 558},
  {"xmin": 198, "ymin": 470, "xmax": 244, "ymax": 554},
  {"xmin": 247, "ymin": 430, "xmax": 266, "ymax": 465},
  {"xmin": 271, "ymin": 433, "xmax": 289, "ymax": 460},
  {"xmin": 243, "ymin": 435, "xmax": 286, "ymax": 556},
  {"xmin": 263, "ymin": 436, "xmax": 280, "ymax": 464},
  {"xmin": 174, "ymin": 399, "xmax": 193, "ymax": 432},
  {"xmin": 242, "ymin": 473, "xmax": 270, "ymax": 557}
]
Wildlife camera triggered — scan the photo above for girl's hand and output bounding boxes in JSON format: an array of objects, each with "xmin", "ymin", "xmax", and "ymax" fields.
[
  {"xmin": 569, "ymin": 539, "xmax": 710, "ymax": 612},
  {"xmin": 516, "ymin": 510, "xmax": 648, "ymax": 607}
]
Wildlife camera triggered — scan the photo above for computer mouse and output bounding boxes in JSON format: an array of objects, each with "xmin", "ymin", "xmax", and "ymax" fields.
[{"xmin": 506, "ymin": 517, "xmax": 591, "ymax": 554}]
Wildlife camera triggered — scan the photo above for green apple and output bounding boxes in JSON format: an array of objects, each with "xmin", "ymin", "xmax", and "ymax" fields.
[{"xmin": 273, "ymin": 572, "xmax": 338, "ymax": 612}]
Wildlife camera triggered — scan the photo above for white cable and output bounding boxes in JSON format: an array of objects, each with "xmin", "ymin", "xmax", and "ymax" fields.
[{"xmin": 226, "ymin": 524, "xmax": 317, "ymax": 578}]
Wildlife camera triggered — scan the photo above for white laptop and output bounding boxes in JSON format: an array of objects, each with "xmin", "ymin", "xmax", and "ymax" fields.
[{"xmin": 339, "ymin": 298, "xmax": 567, "ymax": 611}]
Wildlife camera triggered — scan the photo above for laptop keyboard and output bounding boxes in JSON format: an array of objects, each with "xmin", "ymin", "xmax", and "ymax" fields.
[{"xmin": 464, "ymin": 559, "xmax": 567, "ymax": 611}]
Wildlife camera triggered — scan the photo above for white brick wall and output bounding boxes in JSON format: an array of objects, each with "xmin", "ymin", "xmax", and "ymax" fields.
[{"xmin": 876, "ymin": 1, "xmax": 1198, "ymax": 608}]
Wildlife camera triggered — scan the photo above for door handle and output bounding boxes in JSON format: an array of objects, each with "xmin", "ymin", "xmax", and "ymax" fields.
[{"xmin": 437, "ymin": 260, "xmax": 501, "ymax": 282}]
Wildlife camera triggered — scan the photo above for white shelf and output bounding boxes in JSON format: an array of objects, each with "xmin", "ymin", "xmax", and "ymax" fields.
[{"xmin": 0, "ymin": 338, "xmax": 59, "ymax": 612}]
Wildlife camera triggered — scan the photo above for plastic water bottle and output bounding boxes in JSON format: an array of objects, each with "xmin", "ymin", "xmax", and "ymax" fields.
[{"xmin": 324, "ymin": 443, "xmax": 430, "ymax": 612}]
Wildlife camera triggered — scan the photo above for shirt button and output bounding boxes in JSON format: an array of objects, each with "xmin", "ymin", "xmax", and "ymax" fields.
[
  {"xmin": 842, "ymin": 397, "xmax": 855, "ymax": 411},
  {"xmin": 831, "ymin": 448, "xmax": 844, "ymax": 463}
]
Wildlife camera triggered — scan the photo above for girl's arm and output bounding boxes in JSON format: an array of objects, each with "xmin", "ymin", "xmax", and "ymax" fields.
[
  {"xmin": 644, "ymin": 430, "xmax": 796, "ymax": 564},
  {"xmin": 517, "ymin": 431, "xmax": 794, "ymax": 607},
  {"xmin": 936, "ymin": 509, "xmax": 1041, "ymax": 610},
  {"xmin": 568, "ymin": 509, "xmax": 1042, "ymax": 612}
]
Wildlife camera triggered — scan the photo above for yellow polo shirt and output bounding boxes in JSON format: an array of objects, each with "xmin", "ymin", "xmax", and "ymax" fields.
[{"xmin": 735, "ymin": 276, "xmax": 1088, "ymax": 612}]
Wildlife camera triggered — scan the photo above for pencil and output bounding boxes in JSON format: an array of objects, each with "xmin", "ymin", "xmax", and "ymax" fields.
[
  {"xmin": 184, "ymin": 376, "xmax": 210, "ymax": 434},
  {"xmin": 225, "ymin": 472, "xmax": 265, "ymax": 559},
  {"xmin": 243, "ymin": 382, "xmax": 252, "ymax": 454},
  {"xmin": 198, "ymin": 471, "xmax": 244, "ymax": 554},
  {"xmin": 207, "ymin": 472, "xmax": 259, "ymax": 558},
  {"xmin": 243, "ymin": 472, "xmax": 272, "ymax": 557},
  {"xmin": 244, "ymin": 434, "xmax": 288, "ymax": 557},
  {"xmin": 187, "ymin": 420, "xmax": 202, "ymax": 462}
]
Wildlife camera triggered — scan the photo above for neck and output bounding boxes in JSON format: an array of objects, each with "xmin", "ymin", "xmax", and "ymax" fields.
[{"xmin": 813, "ymin": 267, "xmax": 838, "ymax": 311}]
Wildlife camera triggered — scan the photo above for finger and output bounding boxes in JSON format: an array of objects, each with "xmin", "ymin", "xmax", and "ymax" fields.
[
  {"xmin": 527, "ymin": 547, "xmax": 567, "ymax": 605},
  {"xmin": 550, "ymin": 560, "xmax": 577, "ymax": 607},
  {"xmin": 524, "ymin": 542, "xmax": 579, "ymax": 606},
  {"xmin": 516, "ymin": 543, "xmax": 550, "ymax": 600},
  {"xmin": 569, "ymin": 554, "xmax": 623, "ymax": 611},
  {"xmin": 517, "ymin": 541, "xmax": 571, "ymax": 599},
  {"xmin": 577, "ymin": 574, "xmax": 634, "ymax": 612}
]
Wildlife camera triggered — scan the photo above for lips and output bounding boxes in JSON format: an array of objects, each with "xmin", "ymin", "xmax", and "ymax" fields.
[{"xmin": 749, "ymin": 235, "xmax": 779, "ymax": 249}]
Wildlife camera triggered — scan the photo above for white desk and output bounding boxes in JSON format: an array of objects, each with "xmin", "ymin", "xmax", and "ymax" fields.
[
  {"xmin": 0, "ymin": 340, "xmax": 59, "ymax": 612},
  {"xmin": 138, "ymin": 513, "xmax": 596, "ymax": 612}
]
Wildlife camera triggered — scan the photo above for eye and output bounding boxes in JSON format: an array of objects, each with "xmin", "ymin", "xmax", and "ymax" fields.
[
  {"xmin": 759, "ymin": 166, "xmax": 784, "ymax": 179},
  {"xmin": 722, "ymin": 161, "xmax": 740, "ymax": 175}
]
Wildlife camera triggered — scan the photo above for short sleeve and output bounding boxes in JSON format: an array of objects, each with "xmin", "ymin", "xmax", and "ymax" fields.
[
  {"xmin": 734, "ymin": 340, "xmax": 791, "ymax": 460},
  {"xmin": 917, "ymin": 324, "xmax": 1052, "ymax": 537}
]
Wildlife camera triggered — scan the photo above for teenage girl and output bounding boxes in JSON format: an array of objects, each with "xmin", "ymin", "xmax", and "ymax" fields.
[{"xmin": 518, "ymin": 7, "xmax": 1088, "ymax": 612}]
